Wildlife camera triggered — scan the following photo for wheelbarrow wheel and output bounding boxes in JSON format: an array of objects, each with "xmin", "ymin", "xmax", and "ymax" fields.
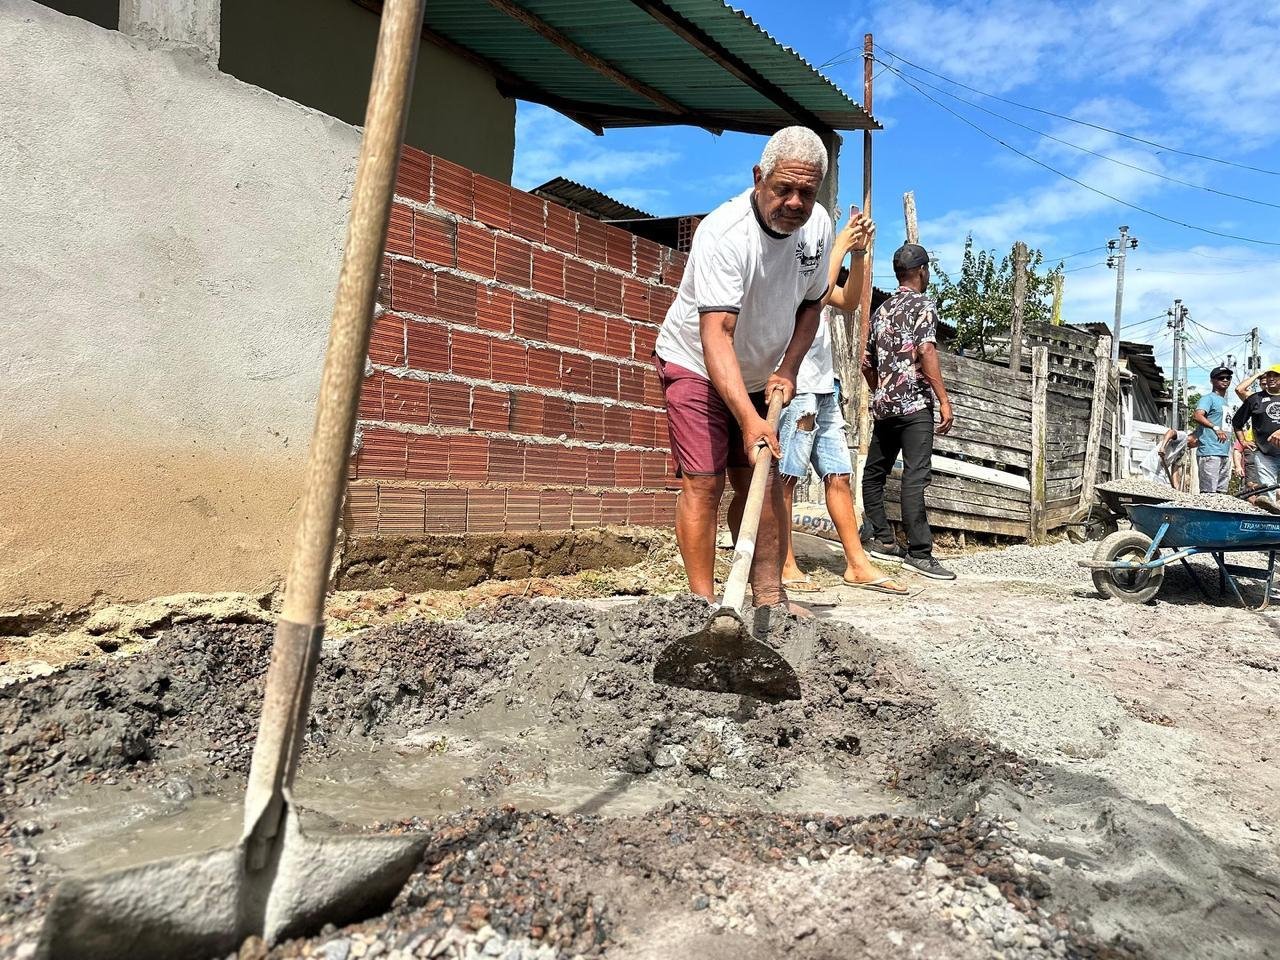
[{"xmin": 1092, "ymin": 530, "xmax": 1164, "ymax": 603}]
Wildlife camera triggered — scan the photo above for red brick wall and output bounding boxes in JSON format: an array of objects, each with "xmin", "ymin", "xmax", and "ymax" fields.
[{"xmin": 345, "ymin": 147, "xmax": 688, "ymax": 536}]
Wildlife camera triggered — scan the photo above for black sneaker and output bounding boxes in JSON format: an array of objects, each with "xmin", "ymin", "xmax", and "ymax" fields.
[
  {"xmin": 863, "ymin": 539, "xmax": 905, "ymax": 564},
  {"xmin": 904, "ymin": 555, "xmax": 956, "ymax": 580}
]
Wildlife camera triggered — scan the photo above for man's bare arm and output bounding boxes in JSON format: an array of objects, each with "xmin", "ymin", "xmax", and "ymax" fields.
[
  {"xmin": 1236, "ymin": 371, "xmax": 1261, "ymax": 401},
  {"xmin": 917, "ymin": 342, "xmax": 953, "ymax": 435},
  {"xmin": 699, "ymin": 311, "xmax": 779, "ymax": 458},
  {"xmin": 773, "ymin": 301, "xmax": 822, "ymax": 388}
]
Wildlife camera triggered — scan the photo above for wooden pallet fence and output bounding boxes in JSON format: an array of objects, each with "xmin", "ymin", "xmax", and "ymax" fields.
[{"xmin": 875, "ymin": 327, "xmax": 1120, "ymax": 540}]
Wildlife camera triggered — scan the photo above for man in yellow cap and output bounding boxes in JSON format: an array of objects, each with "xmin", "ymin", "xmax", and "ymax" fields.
[{"xmin": 1232, "ymin": 364, "xmax": 1280, "ymax": 497}]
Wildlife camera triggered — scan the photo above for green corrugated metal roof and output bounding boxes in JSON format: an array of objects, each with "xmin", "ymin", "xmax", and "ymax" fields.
[{"xmin": 402, "ymin": 0, "xmax": 878, "ymax": 135}]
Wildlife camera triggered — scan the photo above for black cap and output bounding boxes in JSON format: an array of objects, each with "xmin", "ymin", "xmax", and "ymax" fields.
[
  {"xmin": 893, "ymin": 243, "xmax": 929, "ymax": 272},
  {"xmin": 1210, "ymin": 366, "xmax": 1233, "ymax": 380}
]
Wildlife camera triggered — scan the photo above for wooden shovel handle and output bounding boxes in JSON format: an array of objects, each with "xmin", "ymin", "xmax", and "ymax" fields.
[
  {"xmin": 242, "ymin": 0, "xmax": 426, "ymax": 858},
  {"xmin": 720, "ymin": 390, "xmax": 786, "ymax": 614}
]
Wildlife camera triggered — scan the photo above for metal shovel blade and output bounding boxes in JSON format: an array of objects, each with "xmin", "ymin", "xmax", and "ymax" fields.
[
  {"xmin": 38, "ymin": 802, "xmax": 425, "ymax": 960},
  {"xmin": 653, "ymin": 609, "xmax": 801, "ymax": 703}
]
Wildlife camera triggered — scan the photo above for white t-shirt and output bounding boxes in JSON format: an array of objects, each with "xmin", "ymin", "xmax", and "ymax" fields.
[
  {"xmin": 796, "ymin": 307, "xmax": 837, "ymax": 394},
  {"xmin": 654, "ymin": 189, "xmax": 832, "ymax": 392}
]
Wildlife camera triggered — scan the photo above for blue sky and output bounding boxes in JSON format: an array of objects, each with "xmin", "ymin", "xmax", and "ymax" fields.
[{"xmin": 512, "ymin": 0, "xmax": 1280, "ymax": 392}]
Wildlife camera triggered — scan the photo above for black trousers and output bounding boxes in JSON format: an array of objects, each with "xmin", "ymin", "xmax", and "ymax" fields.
[{"xmin": 860, "ymin": 409, "xmax": 935, "ymax": 558}]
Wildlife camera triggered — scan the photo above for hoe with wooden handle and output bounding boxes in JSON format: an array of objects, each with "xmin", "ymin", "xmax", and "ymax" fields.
[
  {"xmin": 38, "ymin": 3, "xmax": 429, "ymax": 957},
  {"xmin": 653, "ymin": 391, "xmax": 802, "ymax": 703}
]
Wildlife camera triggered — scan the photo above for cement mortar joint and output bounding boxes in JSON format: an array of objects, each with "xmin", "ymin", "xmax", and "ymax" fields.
[
  {"xmin": 382, "ymin": 250, "xmax": 661, "ymax": 361},
  {"xmin": 397, "ymin": 193, "xmax": 676, "ymax": 290},
  {"xmin": 349, "ymin": 479, "xmax": 673, "ymax": 495},
  {"xmin": 366, "ymin": 362, "xmax": 665, "ymax": 414},
  {"xmin": 351, "ymin": 413, "xmax": 668, "ymax": 454}
]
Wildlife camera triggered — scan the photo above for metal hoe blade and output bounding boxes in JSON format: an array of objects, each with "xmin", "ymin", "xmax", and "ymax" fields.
[
  {"xmin": 38, "ymin": 803, "xmax": 424, "ymax": 960},
  {"xmin": 653, "ymin": 609, "xmax": 801, "ymax": 703}
]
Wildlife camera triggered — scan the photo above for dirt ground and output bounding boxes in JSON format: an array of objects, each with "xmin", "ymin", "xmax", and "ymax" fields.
[{"xmin": 2, "ymin": 533, "xmax": 1278, "ymax": 959}]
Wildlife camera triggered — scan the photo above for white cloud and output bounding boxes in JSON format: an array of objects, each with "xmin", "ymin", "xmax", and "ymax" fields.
[
  {"xmin": 512, "ymin": 104, "xmax": 680, "ymax": 204},
  {"xmin": 862, "ymin": 0, "xmax": 1280, "ymax": 148}
]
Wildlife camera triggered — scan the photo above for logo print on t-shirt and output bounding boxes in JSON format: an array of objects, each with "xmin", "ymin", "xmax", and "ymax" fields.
[
  {"xmin": 795, "ymin": 237, "xmax": 824, "ymax": 278},
  {"xmin": 1265, "ymin": 400, "xmax": 1280, "ymax": 423}
]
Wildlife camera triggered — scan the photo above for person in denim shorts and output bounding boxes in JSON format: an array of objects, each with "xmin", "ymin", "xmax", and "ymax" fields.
[{"xmin": 777, "ymin": 210, "xmax": 907, "ymax": 596}]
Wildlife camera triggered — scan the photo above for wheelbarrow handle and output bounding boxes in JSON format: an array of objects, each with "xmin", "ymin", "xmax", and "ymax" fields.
[{"xmin": 720, "ymin": 390, "xmax": 786, "ymax": 614}]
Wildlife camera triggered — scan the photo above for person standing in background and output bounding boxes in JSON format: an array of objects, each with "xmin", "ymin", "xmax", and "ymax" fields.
[
  {"xmin": 859, "ymin": 243, "xmax": 956, "ymax": 581},
  {"xmin": 776, "ymin": 208, "xmax": 907, "ymax": 596},
  {"xmin": 1193, "ymin": 366, "xmax": 1233, "ymax": 493}
]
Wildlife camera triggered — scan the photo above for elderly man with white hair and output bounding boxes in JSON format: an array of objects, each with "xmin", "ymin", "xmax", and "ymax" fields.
[{"xmin": 653, "ymin": 126, "xmax": 833, "ymax": 617}]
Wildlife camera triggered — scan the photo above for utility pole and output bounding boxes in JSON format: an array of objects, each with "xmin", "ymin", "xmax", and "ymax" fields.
[
  {"xmin": 1167, "ymin": 298, "xmax": 1184, "ymax": 429},
  {"xmin": 1107, "ymin": 225, "xmax": 1138, "ymax": 362},
  {"xmin": 1249, "ymin": 326, "xmax": 1262, "ymax": 377}
]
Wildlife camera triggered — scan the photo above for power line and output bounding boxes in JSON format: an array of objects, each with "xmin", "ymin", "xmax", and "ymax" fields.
[
  {"xmin": 873, "ymin": 44, "xmax": 1280, "ymax": 178},
  {"xmin": 1122, "ymin": 313, "xmax": 1169, "ymax": 332},
  {"xmin": 878, "ymin": 62, "xmax": 1280, "ymax": 248},
  {"xmin": 1187, "ymin": 315, "xmax": 1253, "ymax": 338},
  {"xmin": 1044, "ymin": 246, "xmax": 1106, "ymax": 262},
  {"xmin": 871, "ymin": 60, "xmax": 1280, "ymax": 211},
  {"xmin": 1063, "ymin": 260, "xmax": 1107, "ymax": 273}
]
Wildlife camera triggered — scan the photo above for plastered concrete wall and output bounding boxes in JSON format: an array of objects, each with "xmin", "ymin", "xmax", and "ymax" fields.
[
  {"xmin": 0, "ymin": 1, "xmax": 362, "ymax": 609},
  {"xmin": 219, "ymin": 0, "xmax": 516, "ymax": 183}
]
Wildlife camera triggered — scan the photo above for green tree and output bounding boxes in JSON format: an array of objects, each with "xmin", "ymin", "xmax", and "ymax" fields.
[
  {"xmin": 928, "ymin": 235, "xmax": 1063, "ymax": 355},
  {"xmin": 1186, "ymin": 391, "xmax": 1202, "ymax": 430}
]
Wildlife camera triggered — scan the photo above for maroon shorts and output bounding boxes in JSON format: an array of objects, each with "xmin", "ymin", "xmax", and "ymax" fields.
[{"xmin": 655, "ymin": 354, "xmax": 767, "ymax": 476}]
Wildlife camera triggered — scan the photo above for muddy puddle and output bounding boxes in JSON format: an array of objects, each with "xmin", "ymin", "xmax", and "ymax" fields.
[{"xmin": 3, "ymin": 593, "xmax": 1279, "ymax": 959}]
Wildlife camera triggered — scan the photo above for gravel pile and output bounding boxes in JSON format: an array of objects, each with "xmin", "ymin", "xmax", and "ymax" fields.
[
  {"xmin": 269, "ymin": 806, "xmax": 1140, "ymax": 960},
  {"xmin": 1156, "ymin": 494, "xmax": 1269, "ymax": 514},
  {"xmin": 1095, "ymin": 478, "xmax": 1185, "ymax": 499},
  {"xmin": 948, "ymin": 540, "xmax": 1093, "ymax": 585}
]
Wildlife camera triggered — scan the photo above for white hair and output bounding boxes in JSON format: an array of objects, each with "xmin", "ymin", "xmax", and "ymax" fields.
[{"xmin": 759, "ymin": 126, "xmax": 828, "ymax": 180}]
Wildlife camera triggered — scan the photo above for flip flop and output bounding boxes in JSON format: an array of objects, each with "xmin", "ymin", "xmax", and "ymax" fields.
[
  {"xmin": 843, "ymin": 576, "xmax": 909, "ymax": 596},
  {"xmin": 782, "ymin": 577, "xmax": 823, "ymax": 593}
]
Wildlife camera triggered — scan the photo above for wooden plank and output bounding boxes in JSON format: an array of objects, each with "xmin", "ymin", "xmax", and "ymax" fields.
[
  {"xmin": 946, "ymin": 383, "xmax": 1034, "ymax": 417},
  {"xmin": 950, "ymin": 419, "xmax": 1033, "ymax": 451},
  {"xmin": 930, "ymin": 453, "xmax": 1030, "ymax": 491},
  {"xmin": 886, "ymin": 475, "xmax": 1031, "ymax": 514},
  {"xmin": 949, "ymin": 391, "xmax": 1033, "ymax": 423},
  {"xmin": 1085, "ymin": 337, "xmax": 1116, "ymax": 514},
  {"xmin": 1026, "ymin": 320, "xmax": 1098, "ymax": 349},
  {"xmin": 1046, "ymin": 380, "xmax": 1095, "ymax": 402},
  {"xmin": 924, "ymin": 471, "xmax": 1032, "ymax": 503},
  {"xmin": 884, "ymin": 501, "xmax": 1029, "ymax": 537},
  {"xmin": 1029, "ymin": 347, "xmax": 1048, "ymax": 543},
  {"xmin": 1009, "ymin": 241, "xmax": 1028, "ymax": 371},
  {"xmin": 884, "ymin": 482, "xmax": 1030, "ymax": 522},
  {"xmin": 934, "ymin": 434, "xmax": 1031, "ymax": 470},
  {"xmin": 941, "ymin": 351, "xmax": 1034, "ymax": 383}
]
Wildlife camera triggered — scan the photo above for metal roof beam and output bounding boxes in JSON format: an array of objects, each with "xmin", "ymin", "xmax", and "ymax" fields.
[
  {"xmin": 627, "ymin": 0, "xmax": 836, "ymax": 135},
  {"xmin": 351, "ymin": 0, "xmax": 605, "ymax": 134},
  {"xmin": 499, "ymin": 84, "xmax": 787, "ymax": 136},
  {"xmin": 483, "ymin": 0, "xmax": 722, "ymax": 135}
]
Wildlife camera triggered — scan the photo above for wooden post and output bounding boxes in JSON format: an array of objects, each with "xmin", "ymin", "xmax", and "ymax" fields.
[
  {"xmin": 1008, "ymin": 241, "xmax": 1028, "ymax": 371},
  {"xmin": 1078, "ymin": 335, "xmax": 1112, "ymax": 511},
  {"xmin": 903, "ymin": 191, "xmax": 918, "ymax": 244},
  {"xmin": 1029, "ymin": 346, "xmax": 1048, "ymax": 543},
  {"xmin": 853, "ymin": 32, "xmax": 876, "ymax": 517},
  {"xmin": 1050, "ymin": 272, "xmax": 1064, "ymax": 326}
]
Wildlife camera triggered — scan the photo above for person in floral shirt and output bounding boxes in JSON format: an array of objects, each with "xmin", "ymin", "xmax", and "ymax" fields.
[{"xmin": 859, "ymin": 243, "xmax": 956, "ymax": 580}]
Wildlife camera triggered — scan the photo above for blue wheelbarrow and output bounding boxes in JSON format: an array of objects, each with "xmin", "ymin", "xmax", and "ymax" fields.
[{"xmin": 1080, "ymin": 488, "xmax": 1280, "ymax": 609}]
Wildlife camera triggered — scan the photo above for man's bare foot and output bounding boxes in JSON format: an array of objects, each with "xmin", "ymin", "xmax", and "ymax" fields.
[
  {"xmin": 781, "ymin": 564, "xmax": 806, "ymax": 583},
  {"xmin": 785, "ymin": 601, "xmax": 815, "ymax": 619}
]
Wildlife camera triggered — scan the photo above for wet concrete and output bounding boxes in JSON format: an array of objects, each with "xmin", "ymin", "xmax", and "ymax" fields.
[{"xmin": 3, "ymin": 582, "xmax": 1279, "ymax": 959}]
